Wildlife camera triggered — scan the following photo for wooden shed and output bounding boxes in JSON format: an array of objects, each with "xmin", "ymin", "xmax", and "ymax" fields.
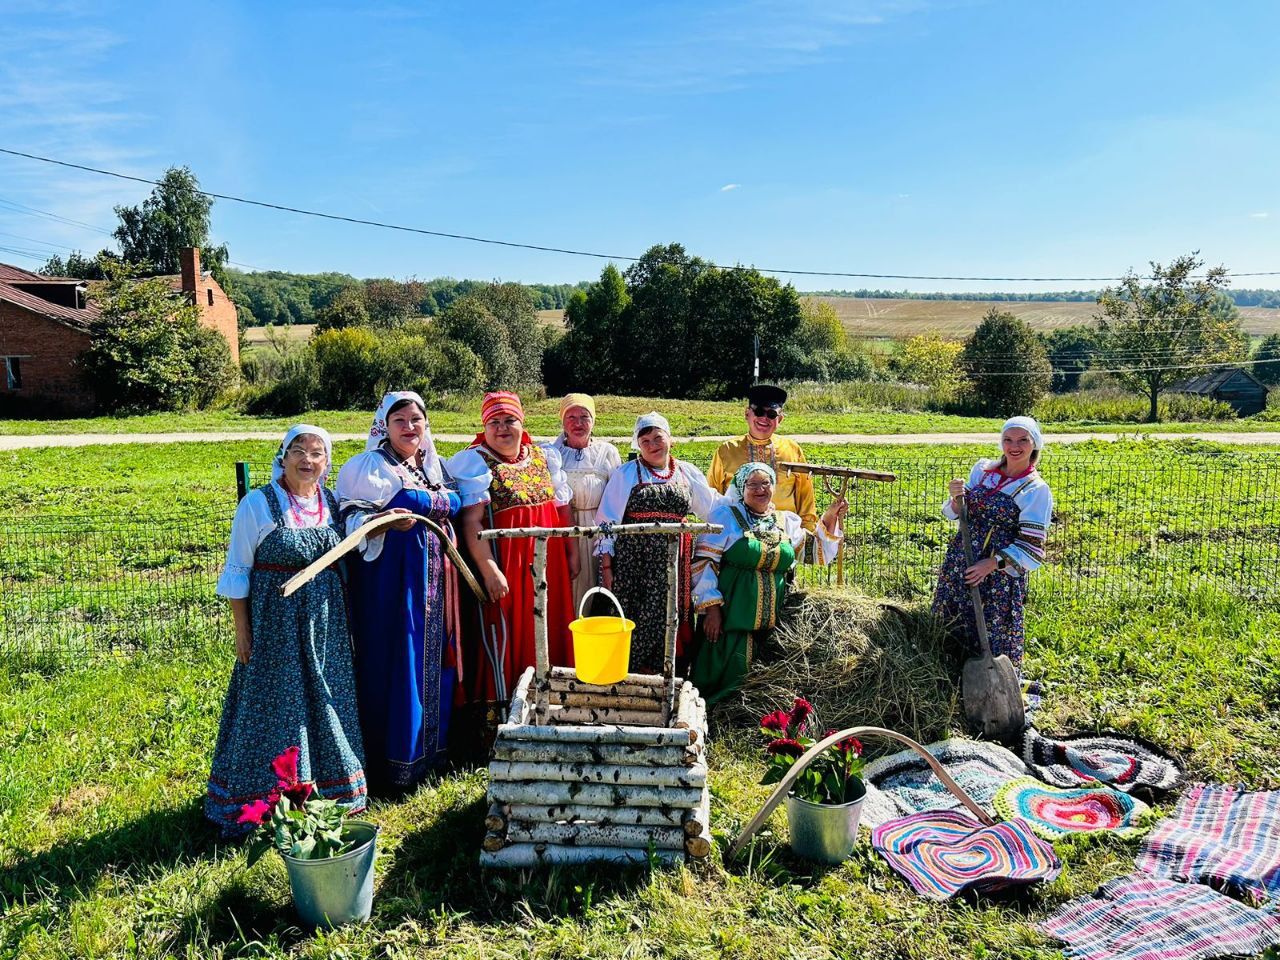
[{"xmin": 1171, "ymin": 368, "xmax": 1269, "ymax": 416}]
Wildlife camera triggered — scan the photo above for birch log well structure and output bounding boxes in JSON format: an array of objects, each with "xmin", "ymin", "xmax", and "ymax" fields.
[{"xmin": 478, "ymin": 520, "xmax": 719, "ymax": 868}]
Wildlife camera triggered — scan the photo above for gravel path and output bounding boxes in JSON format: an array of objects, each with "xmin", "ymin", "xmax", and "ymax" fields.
[{"xmin": 4, "ymin": 430, "xmax": 1280, "ymax": 450}]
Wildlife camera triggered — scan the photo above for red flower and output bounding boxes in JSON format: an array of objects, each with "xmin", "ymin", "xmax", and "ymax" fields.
[
  {"xmin": 766, "ymin": 738, "xmax": 805, "ymax": 759},
  {"xmin": 237, "ymin": 798, "xmax": 273, "ymax": 826},
  {"xmin": 760, "ymin": 709, "xmax": 790, "ymax": 733},
  {"xmin": 282, "ymin": 781, "xmax": 314, "ymax": 806},
  {"xmin": 788, "ymin": 698, "xmax": 813, "ymax": 732},
  {"xmin": 271, "ymin": 746, "xmax": 300, "ymax": 786},
  {"xmin": 838, "ymin": 736, "xmax": 863, "ymax": 757}
]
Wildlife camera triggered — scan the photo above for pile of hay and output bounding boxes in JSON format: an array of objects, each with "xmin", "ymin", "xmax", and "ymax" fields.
[{"xmin": 714, "ymin": 588, "xmax": 959, "ymax": 748}]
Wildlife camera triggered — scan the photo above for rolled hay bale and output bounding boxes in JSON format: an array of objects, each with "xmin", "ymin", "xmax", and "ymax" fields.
[{"xmin": 717, "ymin": 589, "xmax": 957, "ymax": 743}]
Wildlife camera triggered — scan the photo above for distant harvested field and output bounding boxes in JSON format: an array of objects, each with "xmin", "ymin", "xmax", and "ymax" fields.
[
  {"xmin": 814, "ymin": 296, "xmax": 1280, "ymax": 340},
  {"xmin": 537, "ymin": 308, "xmax": 565, "ymax": 327},
  {"xmin": 243, "ymin": 323, "xmax": 316, "ymax": 346}
]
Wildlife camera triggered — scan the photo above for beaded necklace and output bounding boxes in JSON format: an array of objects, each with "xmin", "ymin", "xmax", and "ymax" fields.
[
  {"xmin": 280, "ymin": 480, "xmax": 325, "ymax": 526},
  {"xmin": 640, "ymin": 455, "xmax": 677, "ymax": 482}
]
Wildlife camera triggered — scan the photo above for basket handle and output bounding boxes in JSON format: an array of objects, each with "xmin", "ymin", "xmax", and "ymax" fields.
[
  {"xmin": 726, "ymin": 726, "xmax": 997, "ymax": 862},
  {"xmin": 578, "ymin": 586, "xmax": 626, "ymax": 622}
]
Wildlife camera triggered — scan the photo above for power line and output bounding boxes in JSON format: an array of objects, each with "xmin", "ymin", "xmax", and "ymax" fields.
[{"xmin": 4, "ymin": 146, "xmax": 1279, "ymax": 284}]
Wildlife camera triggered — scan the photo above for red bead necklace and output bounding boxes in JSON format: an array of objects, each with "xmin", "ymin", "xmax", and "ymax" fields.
[{"xmin": 642, "ymin": 455, "xmax": 677, "ymax": 481}]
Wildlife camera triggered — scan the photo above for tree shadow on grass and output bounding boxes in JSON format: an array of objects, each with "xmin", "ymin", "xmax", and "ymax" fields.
[{"xmin": 0, "ymin": 797, "xmax": 220, "ymax": 908}]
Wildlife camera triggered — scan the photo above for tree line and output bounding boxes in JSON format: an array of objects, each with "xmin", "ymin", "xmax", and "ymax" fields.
[{"xmin": 803, "ymin": 287, "xmax": 1280, "ymax": 307}]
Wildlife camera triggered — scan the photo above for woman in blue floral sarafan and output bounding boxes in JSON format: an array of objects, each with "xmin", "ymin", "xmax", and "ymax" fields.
[
  {"xmin": 205, "ymin": 425, "xmax": 367, "ymax": 836},
  {"xmin": 932, "ymin": 416, "xmax": 1054, "ymax": 673},
  {"xmin": 337, "ymin": 392, "xmax": 462, "ymax": 793}
]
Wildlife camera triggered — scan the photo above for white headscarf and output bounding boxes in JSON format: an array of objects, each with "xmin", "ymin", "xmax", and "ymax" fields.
[
  {"xmin": 1000, "ymin": 416, "xmax": 1044, "ymax": 452},
  {"xmin": 272, "ymin": 424, "xmax": 333, "ymax": 484},
  {"xmin": 631, "ymin": 411, "xmax": 671, "ymax": 451},
  {"xmin": 367, "ymin": 390, "xmax": 443, "ymax": 483}
]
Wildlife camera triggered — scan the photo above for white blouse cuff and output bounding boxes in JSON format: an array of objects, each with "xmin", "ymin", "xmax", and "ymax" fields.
[{"xmin": 216, "ymin": 566, "xmax": 251, "ymax": 600}]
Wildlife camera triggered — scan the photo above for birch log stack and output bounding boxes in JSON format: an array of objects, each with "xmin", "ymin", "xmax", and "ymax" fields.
[{"xmin": 483, "ymin": 666, "xmax": 711, "ymax": 867}]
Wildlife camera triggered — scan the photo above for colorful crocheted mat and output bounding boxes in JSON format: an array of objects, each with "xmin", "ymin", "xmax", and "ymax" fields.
[
  {"xmin": 993, "ymin": 777, "xmax": 1150, "ymax": 840},
  {"xmin": 860, "ymin": 738, "xmax": 1029, "ymax": 829},
  {"xmin": 1135, "ymin": 782, "xmax": 1280, "ymax": 904},
  {"xmin": 871, "ymin": 809, "xmax": 1061, "ymax": 902},
  {"xmin": 1039, "ymin": 873, "xmax": 1280, "ymax": 960},
  {"xmin": 1022, "ymin": 727, "xmax": 1182, "ymax": 794}
]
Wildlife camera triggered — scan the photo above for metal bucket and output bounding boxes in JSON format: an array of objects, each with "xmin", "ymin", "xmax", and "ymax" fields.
[
  {"xmin": 785, "ymin": 782, "xmax": 866, "ymax": 864},
  {"xmin": 282, "ymin": 821, "xmax": 378, "ymax": 929}
]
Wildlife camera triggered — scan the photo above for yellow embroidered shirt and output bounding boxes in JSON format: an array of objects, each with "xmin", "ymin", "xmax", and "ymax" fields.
[{"xmin": 705, "ymin": 434, "xmax": 818, "ymax": 531}]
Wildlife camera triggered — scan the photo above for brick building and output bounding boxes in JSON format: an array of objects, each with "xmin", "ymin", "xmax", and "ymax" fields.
[{"xmin": 0, "ymin": 247, "xmax": 238, "ymax": 414}]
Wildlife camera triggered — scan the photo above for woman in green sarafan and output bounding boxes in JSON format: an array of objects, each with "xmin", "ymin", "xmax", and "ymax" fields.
[{"xmin": 690, "ymin": 462, "xmax": 847, "ymax": 704}]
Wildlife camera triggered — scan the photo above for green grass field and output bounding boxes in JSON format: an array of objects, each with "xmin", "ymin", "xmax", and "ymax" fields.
[{"xmin": 3, "ymin": 440, "xmax": 1279, "ymax": 958}]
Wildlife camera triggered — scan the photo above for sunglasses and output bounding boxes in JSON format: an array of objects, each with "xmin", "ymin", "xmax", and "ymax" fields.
[{"xmin": 750, "ymin": 406, "xmax": 781, "ymax": 420}]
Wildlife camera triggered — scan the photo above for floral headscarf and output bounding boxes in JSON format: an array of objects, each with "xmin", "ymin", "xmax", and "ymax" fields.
[
  {"xmin": 367, "ymin": 390, "xmax": 444, "ymax": 483},
  {"xmin": 728, "ymin": 461, "xmax": 778, "ymax": 530},
  {"xmin": 272, "ymin": 423, "xmax": 333, "ymax": 484}
]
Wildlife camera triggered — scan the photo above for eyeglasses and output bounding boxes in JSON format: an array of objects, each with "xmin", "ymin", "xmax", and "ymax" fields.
[
  {"xmin": 743, "ymin": 481, "xmax": 774, "ymax": 492},
  {"xmin": 750, "ymin": 406, "xmax": 780, "ymax": 420}
]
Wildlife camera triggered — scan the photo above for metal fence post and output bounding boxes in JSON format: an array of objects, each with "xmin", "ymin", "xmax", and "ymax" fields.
[{"xmin": 235, "ymin": 462, "xmax": 251, "ymax": 502}]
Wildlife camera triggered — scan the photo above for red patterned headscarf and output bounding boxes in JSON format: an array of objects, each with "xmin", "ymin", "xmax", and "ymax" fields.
[{"xmin": 472, "ymin": 390, "xmax": 533, "ymax": 451}]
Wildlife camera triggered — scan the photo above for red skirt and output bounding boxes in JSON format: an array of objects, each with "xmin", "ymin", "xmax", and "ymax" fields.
[{"xmin": 464, "ymin": 500, "xmax": 575, "ymax": 704}]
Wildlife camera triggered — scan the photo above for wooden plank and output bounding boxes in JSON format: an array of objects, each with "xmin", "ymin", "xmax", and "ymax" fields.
[
  {"xmin": 505, "ymin": 802, "xmax": 687, "ymax": 829},
  {"xmin": 491, "ymin": 741, "xmax": 699, "ymax": 768},
  {"xmin": 486, "ymin": 780, "xmax": 704, "ymax": 809},
  {"xmin": 495, "ymin": 722, "xmax": 696, "ymax": 747},
  {"xmin": 489, "ymin": 760, "xmax": 707, "ymax": 789},
  {"xmin": 480, "ymin": 843, "xmax": 684, "ymax": 868}
]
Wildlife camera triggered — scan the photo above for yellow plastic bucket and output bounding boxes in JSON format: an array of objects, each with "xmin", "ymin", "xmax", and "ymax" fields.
[{"xmin": 569, "ymin": 587, "xmax": 635, "ymax": 685}]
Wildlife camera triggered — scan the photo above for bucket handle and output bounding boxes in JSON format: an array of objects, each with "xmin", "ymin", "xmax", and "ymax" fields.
[{"xmin": 578, "ymin": 586, "xmax": 627, "ymax": 622}]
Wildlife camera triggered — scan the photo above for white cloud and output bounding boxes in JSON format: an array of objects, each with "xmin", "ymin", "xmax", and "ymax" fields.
[
  {"xmin": 1250, "ymin": 212, "xmax": 1270, "ymax": 219},
  {"xmin": 720, "ymin": 183, "xmax": 741, "ymax": 192}
]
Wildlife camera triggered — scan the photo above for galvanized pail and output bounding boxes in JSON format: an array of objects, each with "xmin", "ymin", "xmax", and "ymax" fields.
[
  {"xmin": 283, "ymin": 821, "xmax": 378, "ymax": 929},
  {"xmin": 785, "ymin": 783, "xmax": 866, "ymax": 864}
]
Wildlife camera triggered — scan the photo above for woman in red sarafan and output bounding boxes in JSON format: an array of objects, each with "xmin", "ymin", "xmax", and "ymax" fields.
[{"xmin": 448, "ymin": 391, "xmax": 579, "ymax": 705}]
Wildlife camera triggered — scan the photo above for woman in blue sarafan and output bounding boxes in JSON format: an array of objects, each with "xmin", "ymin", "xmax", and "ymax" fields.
[
  {"xmin": 206, "ymin": 424, "xmax": 366, "ymax": 835},
  {"xmin": 336, "ymin": 391, "xmax": 462, "ymax": 793},
  {"xmin": 933, "ymin": 416, "xmax": 1054, "ymax": 674}
]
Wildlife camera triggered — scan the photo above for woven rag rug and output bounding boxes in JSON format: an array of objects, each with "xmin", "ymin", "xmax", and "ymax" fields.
[
  {"xmin": 1134, "ymin": 782, "xmax": 1280, "ymax": 904},
  {"xmin": 860, "ymin": 738, "xmax": 1030, "ymax": 829},
  {"xmin": 871, "ymin": 810, "xmax": 1061, "ymax": 901},
  {"xmin": 1022, "ymin": 727, "xmax": 1182, "ymax": 795},
  {"xmin": 1039, "ymin": 873, "xmax": 1280, "ymax": 960},
  {"xmin": 994, "ymin": 777, "xmax": 1151, "ymax": 841}
]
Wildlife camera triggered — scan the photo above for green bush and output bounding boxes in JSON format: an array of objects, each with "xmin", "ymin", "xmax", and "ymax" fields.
[
  {"xmin": 1031, "ymin": 388, "xmax": 1234, "ymax": 423},
  {"xmin": 242, "ymin": 353, "xmax": 314, "ymax": 415},
  {"xmin": 311, "ymin": 327, "xmax": 382, "ymax": 408}
]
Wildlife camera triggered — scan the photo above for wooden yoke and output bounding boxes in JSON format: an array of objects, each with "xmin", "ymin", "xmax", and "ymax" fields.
[
  {"xmin": 779, "ymin": 462, "xmax": 897, "ymax": 585},
  {"xmin": 478, "ymin": 521, "xmax": 721, "ymax": 726}
]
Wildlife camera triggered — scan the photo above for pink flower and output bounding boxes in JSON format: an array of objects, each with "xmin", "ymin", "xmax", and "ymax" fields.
[
  {"xmin": 760, "ymin": 709, "xmax": 790, "ymax": 733},
  {"xmin": 282, "ymin": 781, "xmax": 314, "ymax": 806},
  {"xmin": 237, "ymin": 798, "xmax": 273, "ymax": 825},
  {"xmin": 766, "ymin": 738, "xmax": 805, "ymax": 759},
  {"xmin": 788, "ymin": 698, "xmax": 813, "ymax": 732},
  {"xmin": 271, "ymin": 746, "xmax": 301, "ymax": 786}
]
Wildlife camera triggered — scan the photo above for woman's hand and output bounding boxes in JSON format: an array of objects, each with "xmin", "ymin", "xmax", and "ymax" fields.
[
  {"xmin": 371, "ymin": 507, "xmax": 417, "ymax": 532},
  {"xmin": 566, "ymin": 545, "xmax": 581, "ymax": 582},
  {"xmin": 963, "ymin": 556, "xmax": 999, "ymax": 586},
  {"xmin": 948, "ymin": 478, "xmax": 966, "ymax": 512},
  {"xmin": 601, "ymin": 559, "xmax": 613, "ymax": 591},
  {"xmin": 484, "ymin": 567, "xmax": 510, "ymax": 602},
  {"xmin": 234, "ymin": 625, "xmax": 253, "ymax": 665},
  {"xmin": 821, "ymin": 495, "xmax": 848, "ymax": 535},
  {"xmin": 702, "ymin": 605, "xmax": 724, "ymax": 643}
]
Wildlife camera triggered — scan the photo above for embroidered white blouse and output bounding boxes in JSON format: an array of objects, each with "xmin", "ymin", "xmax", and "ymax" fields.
[
  {"xmin": 940, "ymin": 459, "xmax": 1054, "ymax": 576},
  {"xmin": 691, "ymin": 500, "xmax": 842, "ymax": 609},
  {"xmin": 216, "ymin": 482, "xmax": 331, "ymax": 599},
  {"xmin": 334, "ymin": 448, "xmax": 453, "ymax": 563},
  {"xmin": 541, "ymin": 436, "xmax": 623, "ymax": 518},
  {"xmin": 593, "ymin": 458, "xmax": 724, "ymax": 556},
  {"xmin": 444, "ymin": 443, "xmax": 574, "ymax": 509}
]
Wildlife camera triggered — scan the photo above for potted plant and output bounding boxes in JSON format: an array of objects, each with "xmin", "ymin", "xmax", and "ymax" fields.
[
  {"xmin": 760, "ymin": 698, "xmax": 866, "ymax": 864},
  {"xmin": 239, "ymin": 747, "xmax": 378, "ymax": 929}
]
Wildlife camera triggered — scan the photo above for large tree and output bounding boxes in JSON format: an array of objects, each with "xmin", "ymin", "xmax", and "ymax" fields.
[
  {"xmin": 1096, "ymin": 255, "xmax": 1248, "ymax": 422},
  {"xmin": 1041, "ymin": 326, "xmax": 1099, "ymax": 392},
  {"xmin": 113, "ymin": 166, "xmax": 229, "ymax": 283},
  {"xmin": 1253, "ymin": 333, "xmax": 1280, "ymax": 387},
  {"xmin": 960, "ymin": 309, "xmax": 1053, "ymax": 416}
]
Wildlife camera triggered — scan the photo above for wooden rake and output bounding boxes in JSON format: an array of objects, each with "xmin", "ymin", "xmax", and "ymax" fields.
[{"xmin": 778, "ymin": 462, "xmax": 896, "ymax": 584}]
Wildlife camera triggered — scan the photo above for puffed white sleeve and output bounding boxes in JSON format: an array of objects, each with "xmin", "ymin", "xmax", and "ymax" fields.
[
  {"xmin": 543, "ymin": 445, "xmax": 574, "ymax": 506},
  {"xmin": 996, "ymin": 481, "xmax": 1053, "ymax": 577},
  {"xmin": 446, "ymin": 448, "xmax": 493, "ymax": 508},
  {"xmin": 941, "ymin": 461, "xmax": 988, "ymax": 520},
  {"xmin": 681, "ymin": 461, "xmax": 724, "ymax": 520},
  {"xmin": 335, "ymin": 452, "xmax": 399, "ymax": 563},
  {"xmin": 602, "ymin": 442, "xmax": 623, "ymax": 471},
  {"xmin": 593, "ymin": 462, "xmax": 635, "ymax": 556},
  {"xmin": 216, "ymin": 491, "xmax": 270, "ymax": 600},
  {"xmin": 692, "ymin": 502, "xmax": 738, "ymax": 610},
  {"xmin": 780, "ymin": 510, "xmax": 842, "ymax": 565}
]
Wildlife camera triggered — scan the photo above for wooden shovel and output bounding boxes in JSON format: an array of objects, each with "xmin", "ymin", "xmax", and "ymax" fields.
[{"xmin": 958, "ymin": 498, "xmax": 1025, "ymax": 742}]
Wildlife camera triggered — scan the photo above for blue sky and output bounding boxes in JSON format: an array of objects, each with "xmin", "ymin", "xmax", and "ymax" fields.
[{"xmin": 1, "ymin": 0, "xmax": 1277, "ymax": 292}]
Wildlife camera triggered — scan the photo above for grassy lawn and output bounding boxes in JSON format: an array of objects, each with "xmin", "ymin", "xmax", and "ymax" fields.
[
  {"xmin": 2, "ymin": 439, "xmax": 1279, "ymax": 957},
  {"xmin": 3, "ymin": 392, "xmax": 1279, "ymax": 439}
]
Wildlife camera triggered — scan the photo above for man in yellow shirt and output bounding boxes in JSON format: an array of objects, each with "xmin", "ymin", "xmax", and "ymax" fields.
[{"xmin": 706, "ymin": 384, "xmax": 818, "ymax": 532}]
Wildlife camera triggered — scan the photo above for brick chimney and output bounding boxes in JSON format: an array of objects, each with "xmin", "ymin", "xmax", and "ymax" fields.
[{"xmin": 180, "ymin": 247, "xmax": 201, "ymax": 298}]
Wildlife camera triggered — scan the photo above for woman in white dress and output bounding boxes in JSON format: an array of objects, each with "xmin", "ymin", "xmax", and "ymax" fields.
[{"xmin": 542, "ymin": 393, "xmax": 622, "ymax": 609}]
